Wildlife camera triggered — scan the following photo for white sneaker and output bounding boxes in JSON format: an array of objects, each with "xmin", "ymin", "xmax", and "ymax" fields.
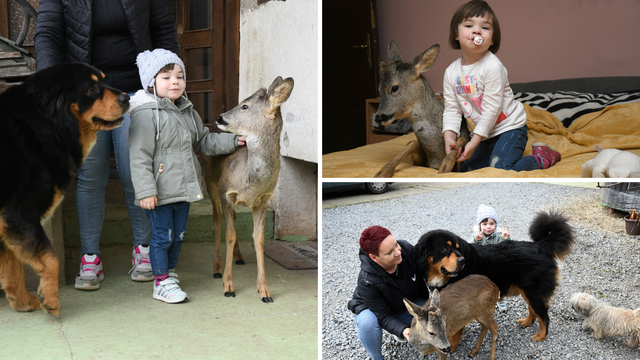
[
  {"xmin": 129, "ymin": 245, "xmax": 153, "ymax": 282},
  {"xmin": 168, "ymin": 268, "xmax": 179, "ymax": 281},
  {"xmin": 153, "ymin": 277, "xmax": 188, "ymax": 304}
]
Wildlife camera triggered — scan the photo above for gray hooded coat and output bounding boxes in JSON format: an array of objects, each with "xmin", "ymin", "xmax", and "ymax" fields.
[{"xmin": 128, "ymin": 90, "xmax": 238, "ymax": 206}]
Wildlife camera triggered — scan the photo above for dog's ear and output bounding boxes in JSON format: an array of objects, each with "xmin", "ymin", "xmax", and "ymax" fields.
[{"xmin": 26, "ymin": 73, "xmax": 67, "ymax": 118}]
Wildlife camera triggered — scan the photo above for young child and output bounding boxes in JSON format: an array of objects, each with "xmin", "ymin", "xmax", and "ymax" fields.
[
  {"xmin": 128, "ymin": 48, "xmax": 245, "ymax": 303},
  {"xmin": 442, "ymin": 0, "xmax": 561, "ymax": 172},
  {"xmin": 473, "ymin": 204, "xmax": 509, "ymax": 311},
  {"xmin": 473, "ymin": 204, "xmax": 510, "ymax": 245}
]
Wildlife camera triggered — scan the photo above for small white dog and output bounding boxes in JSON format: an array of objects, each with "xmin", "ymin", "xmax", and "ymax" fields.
[
  {"xmin": 570, "ymin": 292, "xmax": 640, "ymax": 347},
  {"xmin": 581, "ymin": 145, "xmax": 640, "ymax": 178}
]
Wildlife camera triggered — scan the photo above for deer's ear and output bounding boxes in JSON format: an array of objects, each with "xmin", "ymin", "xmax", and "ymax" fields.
[
  {"xmin": 403, "ymin": 298, "xmax": 419, "ymax": 317},
  {"xmin": 431, "ymin": 288, "xmax": 441, "ymax": 308},
  {"xmin": 267, "ymin": 77, "xmax": 294, "ymax": 109},
  {"xmin": 387, "ymin": 41, "xmax": 403, "ymax": 62},
  {"xmin": 413, "ymin": 44, "xmax": 440, "ymax": 74}
]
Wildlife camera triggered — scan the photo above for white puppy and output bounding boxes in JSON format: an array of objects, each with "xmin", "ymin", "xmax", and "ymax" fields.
[
  {"xmin": 581, "ymin": 145, "xmax": 640, "ymax": 178},
  {"xmin": 570, "ymin": 292, "xmax": 640, "ymax": 347}
]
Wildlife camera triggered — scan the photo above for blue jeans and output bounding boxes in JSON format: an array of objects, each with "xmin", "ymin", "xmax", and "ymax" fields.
[
  {"xmin": 145, "ymin": 202, "xmax": 190, "ymax": 276},
  {"xmin": 354, "ymin": 297, "xmax": 428, "ymax": 360},
  {"xmin": 76, "ymin": 92, "xmax": 151, "ymax": 255},
  {"xmin": 461, "ymin": 125, "xmax": 540, "ymax": 172}
]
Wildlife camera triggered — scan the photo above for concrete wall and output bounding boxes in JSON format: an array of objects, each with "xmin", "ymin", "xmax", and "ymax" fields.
[
  {"xmin": 239, "ymin": 0, "xmax": 318, "ymax": 240},
  {"xmin": 376, "ymin": 0, "xmax": 640, "ymax": 93}
]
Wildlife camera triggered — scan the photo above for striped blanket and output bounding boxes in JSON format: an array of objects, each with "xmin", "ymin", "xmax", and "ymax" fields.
[{"xmin": 514, "ymin": 91, "xmax": 640, "ymax": 127}]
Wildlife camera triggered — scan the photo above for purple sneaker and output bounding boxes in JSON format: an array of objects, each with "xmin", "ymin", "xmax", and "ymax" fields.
[{"xmin": 532, "ymin": 142, "xmax": 561, "ymax": 169}]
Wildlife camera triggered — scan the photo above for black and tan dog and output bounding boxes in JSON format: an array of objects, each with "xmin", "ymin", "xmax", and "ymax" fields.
[
  {"xmin": 414, "ymin": 211, "xmax": 575, "ymax": 342},
  {"xmin": 0, "ymin": 63, "xmax": 129, "ymax": 315}
]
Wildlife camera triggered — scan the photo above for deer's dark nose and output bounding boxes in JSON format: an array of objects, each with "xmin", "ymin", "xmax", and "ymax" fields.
[
  {"xmin": 216, "ymin": 116, "xmax": 227, "ymax": 126},
  {"xmin": 374, "ymin": 113, "xmax": 393, "ymax": 125},
  {"xmin": 441, "ymin": 346, "xmax": 451, "ymax": 353}
]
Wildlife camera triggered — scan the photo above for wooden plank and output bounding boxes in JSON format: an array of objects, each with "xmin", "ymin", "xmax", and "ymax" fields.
[
  {"xmin": 0, "ymin": 0, "xmax": 8, "ymax": 39},
  {"xmin": 225, "ymin": 0, "xmax": 240, "ymax": 109},
  {"xmin": 0, "ymin": 51, "xmax": 21, "ymax": 59}
]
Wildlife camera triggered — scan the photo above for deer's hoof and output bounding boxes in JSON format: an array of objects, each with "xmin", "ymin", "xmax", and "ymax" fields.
[
  {"xmin": 261, "ymin": 296, "xmax": 274, "ymax": 303},
  {"xmin": 224, "ymin": 291, "xmax": 236, "ymax": 298},
  {"xmin": 235, "ymin": 260, "xmax": 245, "ymax": 265},
  {"xmin": 213, "ymin": 273, "xmax": 222, "ymax": 278}
]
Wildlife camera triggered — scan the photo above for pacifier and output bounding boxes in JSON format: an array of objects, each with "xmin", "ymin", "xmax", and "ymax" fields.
[{"xmin": 473, "ymin": 36, "xmax": 483, "ymax": 46}]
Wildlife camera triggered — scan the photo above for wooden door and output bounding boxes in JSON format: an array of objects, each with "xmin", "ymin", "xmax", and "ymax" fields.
[
  {"xmin": 174, "ymin": 0, "xmax": 239, "ymax": 129},
  {"xmin": 322, "ymin": 0, "xmax": 380, "ymax": 154}
]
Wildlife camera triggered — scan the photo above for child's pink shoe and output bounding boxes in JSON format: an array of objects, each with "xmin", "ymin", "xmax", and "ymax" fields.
[{"xmin": 532, "ymin": 142, "xmax": 561, "ymax": 169}]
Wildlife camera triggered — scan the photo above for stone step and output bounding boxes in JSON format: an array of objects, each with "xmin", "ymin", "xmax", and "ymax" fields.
[{"xmin": 62, "ymin": 199, "xmax": 275, "ymax": 247}]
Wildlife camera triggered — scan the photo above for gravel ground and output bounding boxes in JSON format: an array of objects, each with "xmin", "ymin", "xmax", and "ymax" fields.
[{"xmin": 321, "ymin": 182, "xmax": 640, "ymax": 360}]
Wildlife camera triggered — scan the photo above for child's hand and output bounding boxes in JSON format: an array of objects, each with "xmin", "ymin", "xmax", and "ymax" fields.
[
  {"xmin": 238, "ymin": 136, "xmax": 246, "ymax": 146},
  {"xmin": 457, "ymin": 134, "xmax": 483, "ymax": 162},
  {"xmin": 140, "ymin": 196, "xmax": 157, "ymax": 210},
  {"xmin": 475, "ymin": 229, "xmax": 483, "ymax": 241},
  {"xmin": 501, "ymin": 225, "xmax": 510, "ymax": 239},
  {"xmin": 443, "ymin": 130, "xmax": 459, "ymax": 155}
]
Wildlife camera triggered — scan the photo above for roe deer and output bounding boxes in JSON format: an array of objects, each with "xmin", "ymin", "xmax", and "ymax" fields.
[
  {"xmin": 200, "ymin": 76, "xmax": 294, "ymax": 303},
  {"xmin": 404, "ymin": 275, "xmax": 499, "ymax": 360},
  {"xmin": 374, "ymin": 42, "xmax": 469, "ymax": 177}
]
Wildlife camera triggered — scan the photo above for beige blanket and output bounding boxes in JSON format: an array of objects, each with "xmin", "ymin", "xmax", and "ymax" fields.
[{"xmin": 322, "ymin": 103, "xmax": 640, "ymax": 178}]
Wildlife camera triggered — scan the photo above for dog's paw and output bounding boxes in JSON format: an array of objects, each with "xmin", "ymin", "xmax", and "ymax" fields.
[
  {"xmin": 41, "ymin": 299, "xmax": 60, "ymax": 315},
  {"xmin": 532, "ymin": 333, "xmax": 546, "ymax": 342},
  {"xmin": 624, "ymin": 339, "xmax": 638, "ymax": 348},
  {"xmin": 7, "ymin": 294, "xmax": 41, "ymax": 312}
]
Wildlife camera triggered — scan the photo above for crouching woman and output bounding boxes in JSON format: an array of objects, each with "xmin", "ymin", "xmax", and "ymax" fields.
[{"xmin": 348, "ymin": 226, "xmax": 431, "ymax": 360}]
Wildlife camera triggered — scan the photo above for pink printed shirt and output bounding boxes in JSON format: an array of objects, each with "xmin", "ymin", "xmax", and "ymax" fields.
[{"xmin": 442, "ymin": 51, "xmax": 526, "ymax": 139}]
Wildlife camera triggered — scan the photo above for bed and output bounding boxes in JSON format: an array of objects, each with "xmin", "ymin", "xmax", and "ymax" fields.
[{"xmin": 322, "ymin": 76, "xmax": 640, "ymax": 178}]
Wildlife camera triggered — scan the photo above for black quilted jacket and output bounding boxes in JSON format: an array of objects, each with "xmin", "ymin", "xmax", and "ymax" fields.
[
  {"xmin": 34, "ymin": 0, "xmax": 179, "ymax": 92},
  {"xmin": 347, "ymin": 240, "xmax": 431, "ymax": 338}
]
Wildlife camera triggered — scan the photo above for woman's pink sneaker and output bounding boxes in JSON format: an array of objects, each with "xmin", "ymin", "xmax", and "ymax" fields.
[{"xmin": 532, "ymin": 142, "xmax": 561, "ymax": 169}]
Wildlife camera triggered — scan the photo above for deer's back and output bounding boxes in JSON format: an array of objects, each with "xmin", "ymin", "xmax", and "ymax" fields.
[{"xmin": 430, "ymin": 275, "xmax": 499, "ymax": 335}]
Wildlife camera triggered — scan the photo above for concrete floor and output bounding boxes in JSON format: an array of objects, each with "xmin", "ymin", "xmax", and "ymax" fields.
[{"xmin": 0, "ymin": 240, "xmax": 318, "ymax": 359}]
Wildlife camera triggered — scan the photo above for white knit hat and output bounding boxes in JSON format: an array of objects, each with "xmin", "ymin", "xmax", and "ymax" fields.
[
  {"xmin": 136, "ymin": 49, "xmax": 185, "ymax": 89},
  {"xmin": 476, "ymin": 204, "xmax": 498, "ymax": 226}
]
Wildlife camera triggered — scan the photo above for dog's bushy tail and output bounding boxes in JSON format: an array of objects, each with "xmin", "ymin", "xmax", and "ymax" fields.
[{"xmin": 530, "ymin": 211, "xmax": 575, "ymax": 260}]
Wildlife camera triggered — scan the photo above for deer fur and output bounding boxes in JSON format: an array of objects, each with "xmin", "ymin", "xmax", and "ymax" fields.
[
  {"xmin": 404, "ymin": 275, "xmax": 499, "ymax": 360},
  {"xmin": 200, "ymin": 76, "xmax": 294, "ymax": 303},
  {"xmin": 374, "ymin": 42, "xmax": 469, "ymax": 177}
]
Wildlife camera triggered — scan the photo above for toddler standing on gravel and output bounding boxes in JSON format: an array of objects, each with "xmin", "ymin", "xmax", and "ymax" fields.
[{"xmin": 473, "ymin": 203, "xmax": 509, "ymax": 311}]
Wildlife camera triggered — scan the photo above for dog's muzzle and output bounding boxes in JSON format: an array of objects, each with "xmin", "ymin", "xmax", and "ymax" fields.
[{"xmin": 441, "ymin": 257, "xmax": 465, "ymax": 277}]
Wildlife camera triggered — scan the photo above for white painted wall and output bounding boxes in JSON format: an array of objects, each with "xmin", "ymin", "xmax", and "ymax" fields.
[
  {"xmin": 239, "ymin": 0, "xmax": 318, "ymax": 240},
  {"xmin": 239, "ymin": 0, "xmax": 318, "ymax": 163}
]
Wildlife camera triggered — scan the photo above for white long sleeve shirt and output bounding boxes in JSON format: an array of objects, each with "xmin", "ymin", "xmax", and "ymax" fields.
[{"xmin": 442, "ymin": 51, "xmax": 526, "ymax": 139}]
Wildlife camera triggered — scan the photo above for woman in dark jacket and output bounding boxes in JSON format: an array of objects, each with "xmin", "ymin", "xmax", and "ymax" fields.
[
  {"xmin": 348, "ymin": 226, "xmax": 431, "ymax": 360},
  {"xmin": 34, "ymin": 0, "xmax": 180, "ymax": 290}
]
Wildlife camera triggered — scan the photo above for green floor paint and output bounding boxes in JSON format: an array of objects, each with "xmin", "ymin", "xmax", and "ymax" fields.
[{"xmin": 1, "ymin": 242, "xmax": 318, "ymax": 359}]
